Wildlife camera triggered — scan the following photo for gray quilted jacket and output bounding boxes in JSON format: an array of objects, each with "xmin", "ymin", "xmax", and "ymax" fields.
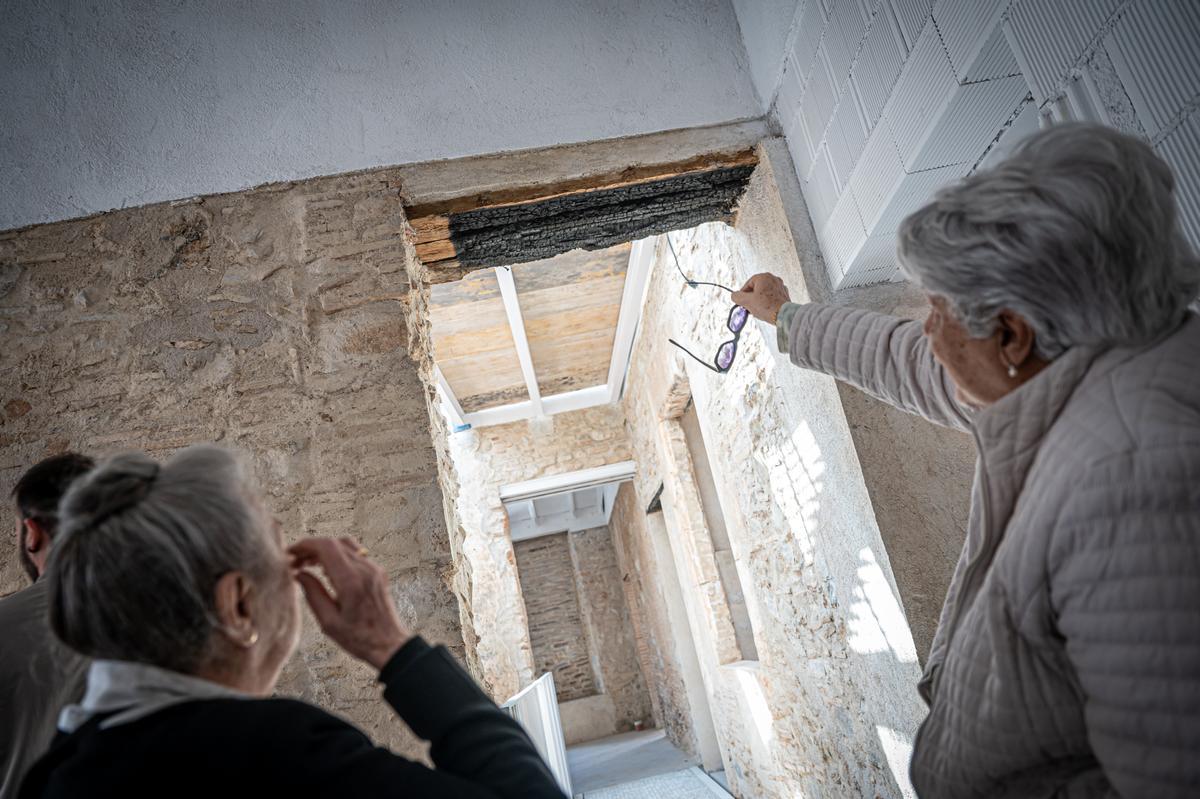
[{"xmin": 778, "ymin": 302, "xmax": 1200, "ymax": 798}]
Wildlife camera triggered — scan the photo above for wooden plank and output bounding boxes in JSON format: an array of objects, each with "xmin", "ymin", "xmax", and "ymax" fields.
[
  {"xmin": 408, "ymin": 215, "xmax": 450, "ymax": 243},
  {"xmin": 414, "ymin": 239, "xmax": 457, "ymax": 262},
  {"xmin": 404, "ymin": 149, "xmax": 757, "ymax": 219}
]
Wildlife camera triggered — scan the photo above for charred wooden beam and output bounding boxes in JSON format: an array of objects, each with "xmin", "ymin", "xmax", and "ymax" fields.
[{"xmin": 406, "ymin": 149, "xmax": 758, "ymax": 284}]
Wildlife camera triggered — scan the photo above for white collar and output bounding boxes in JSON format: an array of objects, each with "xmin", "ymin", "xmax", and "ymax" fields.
[{"xmin": 59, "ymin": 659, "xmax": 248, "ymax": 733}]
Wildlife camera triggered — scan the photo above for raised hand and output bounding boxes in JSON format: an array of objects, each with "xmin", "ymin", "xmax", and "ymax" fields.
[
  {"xmin": 731, "ymin": 273, "xmax": 792, "ymax": 324},
  {"xmin": 288, "ymin": 537, "xmax": 412, "ymax": 671}
]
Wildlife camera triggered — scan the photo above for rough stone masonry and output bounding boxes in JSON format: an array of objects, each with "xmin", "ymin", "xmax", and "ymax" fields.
[{"xmin": 0, "ymin": 170, "xmax": 463, "ymax": 757}]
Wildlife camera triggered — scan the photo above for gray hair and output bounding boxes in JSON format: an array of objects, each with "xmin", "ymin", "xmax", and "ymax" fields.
[
  {"xmin": 897, "ymin": 122, "xmax": 1200, "ymax": 359},
  {"xmin": 49, "ymin": 445, "xmax": 269, "ymax": 673}
]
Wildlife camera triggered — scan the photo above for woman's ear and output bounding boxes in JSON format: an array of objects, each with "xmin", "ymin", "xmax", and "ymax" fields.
[
  {"xmin": 995, "ymin": 309, "xmax": 1039, "ymax": 367},
  {"xmin": 213, "ymin": 571, "xmax": 258, "ymax": 648}
]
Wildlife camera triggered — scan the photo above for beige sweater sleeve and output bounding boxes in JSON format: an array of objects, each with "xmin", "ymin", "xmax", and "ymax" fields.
[{"xmin": 776, "ymin": 302, "xmax": 973, "ymax": 431}]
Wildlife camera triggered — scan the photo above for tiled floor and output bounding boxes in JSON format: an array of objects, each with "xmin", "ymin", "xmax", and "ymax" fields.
[{"xmin": 567, "ymin": 729, "xmax": 731, "ymax": 798}]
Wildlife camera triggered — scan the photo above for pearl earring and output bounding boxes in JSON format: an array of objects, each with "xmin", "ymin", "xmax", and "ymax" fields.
[
  {"xmin": 1006, "ymin": 363, "xmax": 1018, "ymax": 378},
  {"xmin": 246, "ymin": 631, "xmax": 259, "ymax": 647}
]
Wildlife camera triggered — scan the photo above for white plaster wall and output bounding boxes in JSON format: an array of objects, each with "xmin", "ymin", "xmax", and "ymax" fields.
[
  {"xmin": 750, "ymin": 0, "xmax": 1200, "ymax": 289},
  {"xmin": 0, "ymin": 0, "xmax": 760, "ymax": 231},
  {"xmin": 731, "ymin": 0, "xmax": 800, "ymax": 109}
]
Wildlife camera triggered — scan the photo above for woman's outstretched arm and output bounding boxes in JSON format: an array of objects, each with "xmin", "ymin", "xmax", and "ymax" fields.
[{"xmin": 734, "ymin": 273, "xmax": 972, "ymax": 431}]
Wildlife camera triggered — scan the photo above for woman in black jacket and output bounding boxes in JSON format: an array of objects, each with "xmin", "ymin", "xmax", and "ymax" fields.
[{"xmin": 20, "ymin": 445, "xmax": 564, "ymax": 798}]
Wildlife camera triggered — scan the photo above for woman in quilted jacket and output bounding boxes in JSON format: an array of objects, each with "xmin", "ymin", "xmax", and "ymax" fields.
[{"xmin": 734, "ymin": 122, "xmax": 1200, "ymax": 798}]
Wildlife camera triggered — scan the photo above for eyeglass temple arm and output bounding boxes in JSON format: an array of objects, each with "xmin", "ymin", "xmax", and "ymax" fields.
[
  {"xmin": 667, "ymin": 233, "xmax": 735, "ymax": 293},
  {"xmin": 668, "ymin": 339, "xmax": 722, "ymax": 374}
]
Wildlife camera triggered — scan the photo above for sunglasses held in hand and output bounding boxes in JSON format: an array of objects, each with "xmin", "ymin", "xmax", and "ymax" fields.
[{"xmin": 665, "ymin": 235, "xmax": 748, "ymax": 374}]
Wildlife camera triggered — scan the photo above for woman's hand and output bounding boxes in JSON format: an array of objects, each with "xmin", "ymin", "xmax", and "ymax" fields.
[
  {"xmin": 731, "ymin": 273, "xmax": 791, "ymax": 323},
  {"xmin": 288, "ymin": 537, "xmax": 412, "ymax": 671}
]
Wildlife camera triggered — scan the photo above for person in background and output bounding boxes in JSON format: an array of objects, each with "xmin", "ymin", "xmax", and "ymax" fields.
[
  {"xmin": 732, "ymin": 123, "xmax": 1200, "ymax": 797},
  {"xmin": 20, "ymin": 445, "xmax": 565, "ymax": 798},
  {"xmin": 0, "ymin": 453, "xmax": 95, "ymax": 799}
]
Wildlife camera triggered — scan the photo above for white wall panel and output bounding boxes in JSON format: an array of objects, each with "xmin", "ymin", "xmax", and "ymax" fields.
[
  {"xmin": 853, "ymin": 2, "xmax": 908, "ymax": 129},
  {"xmin": 885, "ymin": 22, "xmax": 1028, "ymax": 171},
  {"xmin": 800, "ymin": 46, "xmax": 840, "ymax": 148},
  {"xmin": 821, "ymin": 190, "xmax": 869, "ymax": 285},
  {"xmin": 825, "ymin": 0, "xmax": 872, "ymax": 84},
  {"xmin": 889, "ymin": 0, "xmax": 932, "ymax": 53},
  {"xmin": 849, "ymin": 122, "xmax": 908, "ymax": 229},
  {"xmin": 804, "ymin": 145, "xmax": 842, "ymax": 229},
  {"xmin": 978, "ymin": 96, "xmax": 1039, "ymax": 170},
  {"xmin": 902, "ymin": 75, "xmax": 1029, "ymax": 170},
  {"xmin": 881, "ymin": 23, "xmax": 959, "ymax": 166},
  {"xmin": 871, "ymin": 162, "xmax": 969, "ymax": 233},
  {"xmin": 967, "ymin": 28, "xmax": 1021, "ymax": 82},
  {"xmin": 1002, "ymin": 0, "xmax": 1122, "ymax": 104},
  {"xmin": 780, "ymin": 0, "xmax": 1199, "ymax": 290},
  {"xmin": 782, "ymin": 82, "xmax": 818, "ymax": 181},
  {"xmin": 792, "ymin": 0, "xmax": 831, "ymax": 90},
  {"xmin": 841, "ymin": 234, "xmax": 901, "ymax": 287},
  {"xmin": 828, "ymin": 80, "xmax": 870, "ymax": 187},
  {"xmin": 1157, "ymin": 112, "xmax": 1200, "ymax": 252},
  {"xmin": 775, "ymin": 52, "xmax": 807, "ymax": 130},
  {"xmin": 1103, "ymin": 0, "xmax": 1200, "ymax": 140},
  {"xmin": 933, "ymin": 0, "xmax": 1013, "ymax": 81}
]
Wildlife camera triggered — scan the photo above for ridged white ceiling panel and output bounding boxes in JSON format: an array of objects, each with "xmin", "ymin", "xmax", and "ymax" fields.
[
  {"xmin": 853, "ymin": 2, "xmax": 908, "ymax": 128},
  {"xmin": 792, "ymin": 0, "xmax": 831, "ymax": 90},
  {"xmin": 804, "ymin": 145, "xmax": 842, "ymax": 229},
  {"xmin": 889, "ymin": 0, "xmax": 932, "ymax": 52},
  {"xmin": 825, "ymin": 0, "xmax": 871, "ymax": 84},
  {"xmin": 934, "ymin": 0, "xmax": 1010, "ymax": 81},
  {"xmin": 820, "ymin": 190, "xmax": 868, "ymax": 284},
  {"xmin": 1157, "ymin": 113, "xmax": 1200, "ymax": 252},
  {"xmin": 1103, "ymin": 0, "xmax": 1200, "ymax": 140},
  {"xmin": 872, "ymin": 161, "xmax": 970, "ymax": 233},
  {"xmin": 967, "ymin": 26, "xmax": 1021, "ymax": 82},
  {"xmin": 849, "ymin": 122, "xmax": 908, "ymax": 229},
  {"xmin": 828, "ymin": 80, "xmax": 870, "ymax": 187},
  {"xmin": 1001, "ymin": 0, "xmax": 1122, "ymax": 104},
  {"xmin": 904, "ymin": 74, "xmax": 1029, "ymax": 170},
  {"xmin": 801, "ymin": 47, "xmax": 840, "ymax": 148}
]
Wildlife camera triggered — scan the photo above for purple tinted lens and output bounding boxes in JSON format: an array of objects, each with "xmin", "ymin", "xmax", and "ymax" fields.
[
  {"xmin": 716, "ymin": 341, "xmax": 737, "ymax": 371},
  {"xmin": 729, "ymin": 305, "xmax": 749, "ymax": 332}
]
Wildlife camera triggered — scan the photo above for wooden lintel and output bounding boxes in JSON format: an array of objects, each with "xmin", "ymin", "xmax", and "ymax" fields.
[
  {"xmin": 406, "ymin": 147, "xmax": 759, "ymax": 284},
  {"xmin": 414, "ymin": 238, "xmax": 457, "ymax": 262},
  {"xmin": 404, "ymin": 148, "xmax": 757, "ymax": 220}
]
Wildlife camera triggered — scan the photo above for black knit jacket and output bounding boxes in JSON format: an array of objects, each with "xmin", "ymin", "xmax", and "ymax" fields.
[{"xmin": 19, "ymin": 637, "xmax": 565, "ymax": 798}]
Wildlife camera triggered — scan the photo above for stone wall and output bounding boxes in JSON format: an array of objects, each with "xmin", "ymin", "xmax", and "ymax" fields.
[
  {"xmin": 0, "ymin": 171, "xmax": 462, "ymax": 756},
  {"xmin": 424, "ymin": 403, "xmax": 636, "ymax": 701},
  {"xmin": 617, "ymin": 142, "xmax": 945, "ymax": 797},
  {"xmin": 514, "ymin": 533, "xmax": 597, "ymax": 702},
  {"xmin": 568, "ymin": 525, "xmax": 653, "ymax": 732},
  {"xmin": 608, "ymin": 481, "xmax": 705, "ymax": 757}
]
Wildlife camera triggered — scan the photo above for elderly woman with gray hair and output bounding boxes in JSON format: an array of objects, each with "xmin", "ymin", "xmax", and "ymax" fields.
[
  {"xmin": 734, "ymin": 122, "xmax": 1200, "ymax": 798},
  {"xmin": 19, "ymin": 445, "xmax": 563, "ymax": 798}
]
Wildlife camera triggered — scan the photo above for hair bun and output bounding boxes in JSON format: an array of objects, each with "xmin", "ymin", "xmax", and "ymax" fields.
[{"xmin": 65, "ymin": 453, "xmax": 161, "ymax": 530}]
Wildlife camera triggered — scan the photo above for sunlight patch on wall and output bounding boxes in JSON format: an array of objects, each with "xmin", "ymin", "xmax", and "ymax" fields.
[
  {"xmin": 848, "ymin": 548, "xmax": 919, "ymax": 663},
  {"xmin": 876, "ymin": 724, "xmax": 917, "ymax": 799}
]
